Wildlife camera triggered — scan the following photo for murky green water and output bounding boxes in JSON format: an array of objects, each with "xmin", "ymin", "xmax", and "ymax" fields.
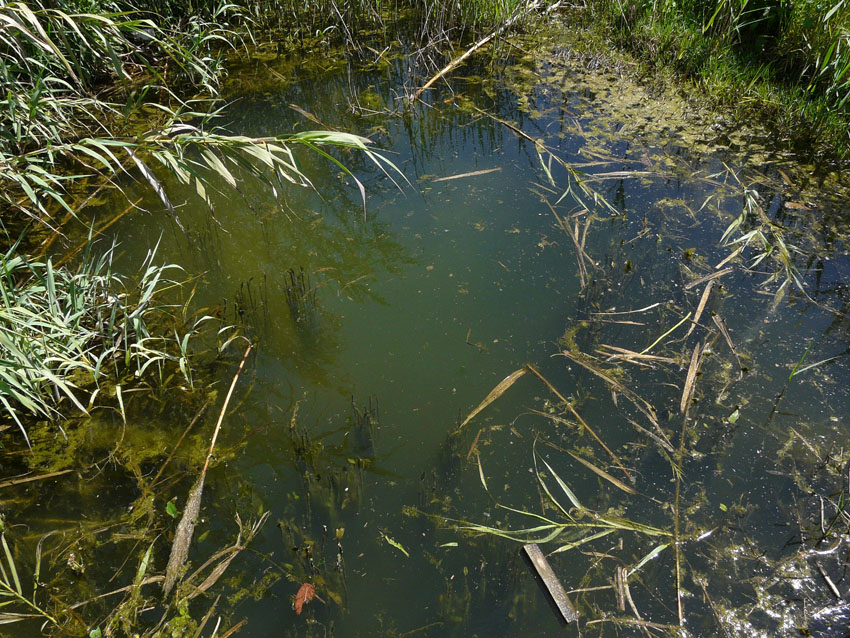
[{"xmin": 8, "ymin": 25, "xmax": 850, "ymax": 637}]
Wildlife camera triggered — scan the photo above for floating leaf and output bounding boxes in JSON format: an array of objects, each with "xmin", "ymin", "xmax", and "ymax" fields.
[
  {"xmin": 476, "ymin": 453, "xmax": 489, "ymax": 492},
  {"xmin": 166, "ymin": 500, "xmax": 178, "ymax": 518},
  {"xmin": 134, "ymin": 543, "xmax": 154, "ymax": 587},
  {"xmin": 381, "ymin": 533, "xmax": 409, "ymax": 557},
  {"xmin": 294, "ymin": 582, "xmax": 315, "ymax": 615},
  {"xmin": 627, "ymin": 543, "xmax": 669, "ymax": 577}
]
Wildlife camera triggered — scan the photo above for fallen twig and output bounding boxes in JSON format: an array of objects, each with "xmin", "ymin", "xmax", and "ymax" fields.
[{"xmin": 163, "ymin": 344, "xmax": 252, "ymax": 595}]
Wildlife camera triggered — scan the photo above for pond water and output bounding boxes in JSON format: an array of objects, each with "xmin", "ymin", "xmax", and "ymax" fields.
[{"xmin": 8, "ymin": 22, "xmax": 850, "ymax": 638}]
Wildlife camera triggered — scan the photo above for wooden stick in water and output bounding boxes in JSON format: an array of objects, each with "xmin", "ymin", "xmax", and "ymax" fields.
[{"xmin": 523, "ymin": 543, "xmax": 579, "ymax": 623}]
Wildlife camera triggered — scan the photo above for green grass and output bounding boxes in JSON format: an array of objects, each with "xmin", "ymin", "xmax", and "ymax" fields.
[{"xmin": 580, "ymin": 0, "xmax": 850, "ymax": 155}]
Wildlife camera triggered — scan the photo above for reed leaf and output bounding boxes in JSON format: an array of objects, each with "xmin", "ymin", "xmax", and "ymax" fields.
[
  {"xmin": 0, "ymin": 534, "xmax": 58, "ymax": 627},
  {"xmin": 0, "ymin": 240, "xmax": 195, "ymax": 439},
  {"xmin": 566, "ymin": 451, "xmax": 637, "ymax": 496},
  {"xmin": 536, "ymin": 453, "xmax": 584, "ymax": 512},
  {"xmin": 457, "ymin": 367, "xmax": 527, "ymax": 431}
]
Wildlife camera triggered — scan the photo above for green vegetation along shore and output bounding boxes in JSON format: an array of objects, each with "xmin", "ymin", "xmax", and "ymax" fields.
[
  {"xmin": 0, "ymin": 0, "xmax": 396, "ymax": 437},
  {"xmin": 573, "ymin": 0, "xmax": 849, "ymax": 156}
]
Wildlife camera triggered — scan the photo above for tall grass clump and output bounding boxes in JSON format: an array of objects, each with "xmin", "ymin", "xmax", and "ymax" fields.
[
  {"xmin": 583, "ymin": 0, "xmax": 850, "ymax": 154},
  {"xmin": 0, "ymin": 0, "xmax": 400, "ymax": 226},
  {"xmin": 0, "ymin": 236, "xmax": 194, "ymax": 444},
  {"xmin": 238, "ymin": 0, "xmax": 531, "ymax": 50}
]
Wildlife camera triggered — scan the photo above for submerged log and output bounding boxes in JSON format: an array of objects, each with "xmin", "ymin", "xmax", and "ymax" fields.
[{"xmin": 523, "ymin": 543, "xmax": 579, "ymax": 623}]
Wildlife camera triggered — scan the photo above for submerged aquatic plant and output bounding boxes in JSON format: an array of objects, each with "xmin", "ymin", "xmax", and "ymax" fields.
[
  {"xmin": 720, "ymin": 182, "xmax": 805, "ymax": 292},
  {"xmin": 0, "ymin": 530, "xmax": 59, "ymax": 628},
  {"xmin": 460, "ymin": 446, "xmax": 671, "ymax": 549},
  {"xmin": 0, "ymin": 0, "xmax": 406, "ymax": 446}
]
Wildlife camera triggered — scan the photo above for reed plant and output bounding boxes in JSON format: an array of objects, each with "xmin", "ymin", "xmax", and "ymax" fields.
[
  {"xmin": 584, "ymin": 0, "xmax": 850, "ymax": 153},
  {"xmin": 0, "ymin": 0, "xmax": 401, "ymax": 226},
  {"xmin": 0, "ymin": 0, "xmax": 405, "ymax": 437},
  {"xmin": 0, "ymin": 235, "xmax": 195, "ymax": 444}
]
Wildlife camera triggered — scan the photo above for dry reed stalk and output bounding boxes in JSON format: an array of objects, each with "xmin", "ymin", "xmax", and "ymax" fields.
[
  {"xmin": 410, "ymin": 0, "xmax": 555, "ymax": 103},
  {"xmin": 715, "ymin": 247, "xmax": 743, "ymax": 269},
  {"xmin": 590, "ymin": 302, "xmax": 662, "ymax": 316},
  {"xmin": 579, "ymin": 212, "xmax": 592, "ymax": 261},
  {"xmin": 680, "ymin": 343, "xmax": 704, "ymax": 415},
  {"xmin": 70, "ymin": 576, "xmax": 165, "ymax": 610},
  {"xmin": 673, "ymin": 342, "xmax": 703, "ymax": 626},
  {"xmin": 624, "ymin": 416, "xmax": 675, "ymax": 454},
  {"xmin": 566, "ymin": 451, "xmax": 636, "ymax": 495},
  {"xmin": 185, "ymin": 512, "xmax": 269, "ymax": 600},
  {"xmin": 541, "ymin": 197, "xmax": 591, "ymax": 287},
  {"xmin": 816, "ymin": 562, "xmax": 841, "ymax": 598},
  {"xmin": 192, "ymin": 594, "xmax": 220, "ymax": 638},
  {"xmin": 686, "ymin": 280, "xmax": 714, "ymax": 338},
  {"xmin": 162, "ymin": 344, "xmax": 252, "ymax": 596},
  {"xmin": 622, "ymin": 576, "xmax": 643, "ymax": 623},
  {"xmin": 674, "ymin": 485, "xmax": 684, "ymax": 625},
  {"xmin": 594, "ymin": 319, "xmax": 646, "ymax": 326},
  {"xmin": 615, "ymin": 566, "xmax": 626, "ymax": 611},
  {"xmin": 712, "ymin": 314, "xmax": 744, "ymax": 378},
  {"xmin": 694, "ymin": 571, "xmax": 733, "ymax": 638},
  {"xmin": 433, "ymin": 168, "xmax": 501, "ymax": 182},
  {"xmin": 0, "ymin": 470, "xmax": 73, "ymax": 489},
  {"xmin": 466, "ymin": 428, "xmax": 485, "ymax": 459},
  {"xmin": 555, "ymin": 351, "xmax": 672, "ymax": 451},
  {"xmin": 525, "ymin": 364, "xmax": 632, "ymax": 481},
  {"xmin": 684, "ymin": 267, "xmax": 733, "ymax": 290},
  {"xmin": 598, "ymin": 344, "xmax": 677, "ymax": 364},
  {"xmin": 219, "ymin": 620, "xmax": 247, "ymax": 638}
]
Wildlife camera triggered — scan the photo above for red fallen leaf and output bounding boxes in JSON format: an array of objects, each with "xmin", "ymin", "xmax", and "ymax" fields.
[{"xmin": 294, "ymin": 582, "xmax": 315, "ymax": 615}]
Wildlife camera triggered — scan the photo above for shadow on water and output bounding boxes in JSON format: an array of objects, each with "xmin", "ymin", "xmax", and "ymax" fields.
[{"xmin": 4, "ymin": 18, "xmax": 850, "ymax": 638}]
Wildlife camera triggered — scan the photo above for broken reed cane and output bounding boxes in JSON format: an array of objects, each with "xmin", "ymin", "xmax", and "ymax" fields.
[
  {"xmin": 163, "ymin": 344, "xmax": 253, "ymax": 595},
  {"xmin": 409, "ymin": 0, "xmax": 562, "ymax": 103}
]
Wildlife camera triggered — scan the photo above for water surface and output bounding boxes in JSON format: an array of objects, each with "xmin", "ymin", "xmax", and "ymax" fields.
[{"xmin": 13, "ymin": 26, "xmax": 850, "ymax": 638}]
